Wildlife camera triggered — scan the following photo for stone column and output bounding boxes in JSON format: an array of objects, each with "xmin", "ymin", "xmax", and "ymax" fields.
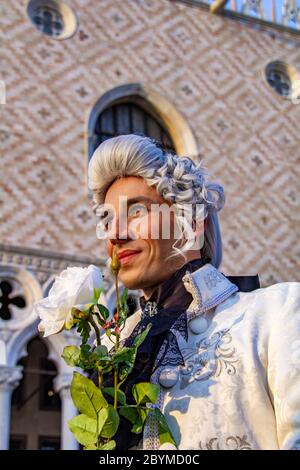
[
  {"xmin": 0, "ymin": 365, "xmax": 23, "ymax": 450},
  {"xmin": 54, "ymin": 373, "xmax": 78, "ymax": 450}
]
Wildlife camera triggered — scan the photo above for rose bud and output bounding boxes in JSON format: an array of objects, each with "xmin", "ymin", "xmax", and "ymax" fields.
[{"xmin": 110, "ymin": 248, "xmax": 121, "ymax": 274}]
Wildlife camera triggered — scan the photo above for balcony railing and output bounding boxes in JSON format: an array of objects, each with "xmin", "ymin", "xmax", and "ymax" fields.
[{"xmin": 200, "ymin": 1, "xmax": 300, "ymax": 33}]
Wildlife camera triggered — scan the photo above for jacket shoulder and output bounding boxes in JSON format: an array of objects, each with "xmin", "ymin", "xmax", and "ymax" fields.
[
  {"xmin": 236, "ymin": 281, "xmax": 300, "ymax": 322},
  {"xmin": 252, "ymin": 281, "xmax": 300, "ymax": 300}
]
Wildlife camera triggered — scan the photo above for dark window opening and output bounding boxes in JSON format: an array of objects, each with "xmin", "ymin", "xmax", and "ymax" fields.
[
  {"xmin": 91, "ymin": 101, "xmax": 175, "ymax": 155},
  {"xmin": 10, "ymin": 336, "xmax": 61, "ymax": 449},
  {"xmin": 38, "ymin": 435, "xmax": 61, "ymax": 450},
  {"xmin": 39, "ymin": 357, "xmax": 61, "ymax": 411},
  {"xmin": 9, "ymin": 435, "xmax": 27, "ymax": 450}
]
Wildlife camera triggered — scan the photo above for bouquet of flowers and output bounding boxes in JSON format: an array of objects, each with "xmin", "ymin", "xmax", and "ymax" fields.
[{"xmin": 34, "ymin": 249, "xmax": 175, "ymax": 450}]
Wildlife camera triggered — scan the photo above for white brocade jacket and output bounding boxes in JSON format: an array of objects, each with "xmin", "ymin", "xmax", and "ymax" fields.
[{"xmin": 116, "ymin": 263, "xmax": 300, "ymax": 450}]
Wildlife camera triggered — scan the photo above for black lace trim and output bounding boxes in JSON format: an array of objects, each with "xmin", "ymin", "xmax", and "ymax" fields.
[
  {"xmin": 171, "ymin": 312, "xmax": 188, "ymax": 342},
  {"xmin": 153, "ymin": 330, "xmax": 185, "ymax": 372}
]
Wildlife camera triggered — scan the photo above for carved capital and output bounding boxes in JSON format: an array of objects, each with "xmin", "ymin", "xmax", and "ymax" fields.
[
  {"xmin": 53, "ymin": 372, "xmax": 74, "ymax": 396},
  {"xmin": 0, "ymin": 365, "xmax": 23, "ymax": 391}
]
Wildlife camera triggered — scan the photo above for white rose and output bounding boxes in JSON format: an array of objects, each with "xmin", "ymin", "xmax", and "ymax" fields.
[{"xmin": 34, "ymin": 265, "xmax": 104, "ymax": 338}]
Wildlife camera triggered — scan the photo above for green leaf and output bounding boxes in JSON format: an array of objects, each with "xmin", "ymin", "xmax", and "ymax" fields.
[
  {"xmin": 93, "ymin": 345, "xmax": 109, "ymax": 359},
  {"xmin": 92, "ymin": 345, "xmax": 112, "ymax": 372},
  {"xmin": 93, "ymin": 287, "xmax": 103, "ymax": 304},
  {"xmin": 76, "ymin": 320, "xmax": 91, "ymax": 344},
  {"xmin": 62, "ymin": 345, "xmax": 80, "ymax": 367},
  {"xmin": 118, "ymin": 353, "xmax": 138, "ymax": 384},
  {"xmin": 120, "ymin": 288, "xmax": 128, "ymax": 306},
  {"xmin": 119, "ymin": 405, "xmax": 140, "ymax": 425},
  {"xmin": 117, "ymin": 289, "xmax": 129, "ymax": 325},
  {"xmin": 112, "ymin": 347, "xmax": 136, "ymax": 368},
  {"xmin": 137, "ymin": 406, "xmax": 149, "ymax": 423},
  {"xmin": 68, "ymin": 414, "xmax": 97, "ymax": 446},
  {"xmin": 98, "ymin": 440, "xmax": 116, "ymax": 450},
  {"xmin": 71, "ymin": 372, "xmax": 107, "ymax": 419},
  {"xmin": 103, "ymin": 387, "xmax": 126, "ymax": 405},
  {"xmin": 133, "ymin": 323, "xmax": 152, "ymax": 349},
  {"xmin": 84, "ymin": 443, "xmax": 98, "ymax": 450},
  {"xmin": 132, "ymin": 382, "xmax": 159, "ymax": 405},
  {"xmin": 80, "ymin": 344, "xmax": 91, "ymax": 359},
  {"xmin": 97, "ymin": 304, "xmax": 110, "ymax": 320},
  {"xmin": 97, "ymin": 362, "xmax": 113, "ymax": 374},
  {"xmin": 133, "ymin": 407, "xmax": 150, "ymax": 434},
  {"xmin": 99, "ymin": 405, "xmax": 119, "ymax": 439},
  {"xmin": 62, "ymin": 344, "xmax": 98, "ymax": 371},
  {"xmin": 119, "ymin": 405, "xmax": 147, "ymax": 435},
  {"xmin": 132, "ymin": 421, "xmax": 144, "ymax": 434},
  {"xmin": 153, "ymin": 408, "xmax": 177, "ymax": 447},
  {"xmin": 97, "ymin": 407, "xmax": 109, "ymax": 436}
]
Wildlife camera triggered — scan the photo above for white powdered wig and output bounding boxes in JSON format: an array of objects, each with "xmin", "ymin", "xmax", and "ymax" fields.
[{"xmin": 88, "ymin": 134, "xmax": 225, "ymax": 268}]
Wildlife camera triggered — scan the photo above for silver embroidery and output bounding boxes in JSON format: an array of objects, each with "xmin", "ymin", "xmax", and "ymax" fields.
[
  {"xmin": 199, "ymin": 435, "xmax": 252, "ymax": 450},
  {"xmin": 179, "ymin": 329, "xmax": 238, "ymax": 389},
  {"xmin": 204, "ymin": 270, "xmax": 224, "ymax": 289},
  {"xmin": 141, "ymin": 300, "xmax": 158, "ymax": 320}
]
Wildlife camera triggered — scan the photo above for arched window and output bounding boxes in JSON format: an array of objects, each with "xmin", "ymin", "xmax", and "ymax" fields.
[
  {"xmin": 90, "ymin": 101, "xmax": 175, "ymax": 157},
  {"xmin": 10, "ymin": 336, "xmax": 61, "ymax": 450}
]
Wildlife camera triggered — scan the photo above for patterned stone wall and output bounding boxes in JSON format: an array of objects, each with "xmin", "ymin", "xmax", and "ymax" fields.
[{"xmin": 0, "ymin": 0, "xmax": 299, "ymax": 286}]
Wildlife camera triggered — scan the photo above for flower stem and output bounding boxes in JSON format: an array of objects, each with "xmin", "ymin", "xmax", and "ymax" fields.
[
  {"xmin": 88, "ymin": 314, "xmax": 103, "ymax": 388},
  {"xmin": 89, "ymin": 315, "xmax": 101, "ymax": 346},
  {"xmin": 113, "ymin": 268, "xmax": 120, "ymax": 410}
]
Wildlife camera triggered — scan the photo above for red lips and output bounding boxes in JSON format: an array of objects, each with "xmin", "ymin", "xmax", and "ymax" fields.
[{"xmin": 118, "ymin": 250, "xmax": 140, "ymax": 264}]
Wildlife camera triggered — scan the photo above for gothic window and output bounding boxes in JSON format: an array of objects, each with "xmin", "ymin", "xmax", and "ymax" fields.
[
  {"xmin": 265, "ymin": 61, "xmax": 300, "ymax": 102},
  {"xmin": 27, "ymin": 0, "xmax": 78, "ymax": 39},
  {"xmin": 10, "ymin": 337, "xmax": 61, "ymax": 450},
  {"xmin": 32, "ymin": 6, "xmax": 64, "ymax": 37},
  {"xmin": 0, "ymin": 280, "xmax": 26, "ymax": 321},
  {"xmin": 266, "ymin": 65, "xmax": 291, "ymax": 96},
  {"xmin": 91, "ymin": 101, "xmax": 175, "ymax": 156}
]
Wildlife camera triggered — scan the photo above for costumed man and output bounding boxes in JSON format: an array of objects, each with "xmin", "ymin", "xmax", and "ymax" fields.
[{"xmin": 88, "ymin": 134, "xmax": 300, "ymax": 450}]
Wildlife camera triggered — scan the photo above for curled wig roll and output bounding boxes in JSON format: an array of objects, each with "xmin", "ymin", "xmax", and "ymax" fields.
[{"xmin": 88, "ymin": 134, "xmax": 225, "ymax": 268}]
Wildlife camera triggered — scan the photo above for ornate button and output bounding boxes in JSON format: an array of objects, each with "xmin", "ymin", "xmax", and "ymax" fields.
[
  {"xmin": 158, "ymin": 367, "xmax": 179, "ymax": 388},
  {"xmin": 188, "ymin": 317, "xmax": 208, "ymax": 335},
  {"xmin": 158, "ymin": 442, "xmax": 177, "ymax": 450}
]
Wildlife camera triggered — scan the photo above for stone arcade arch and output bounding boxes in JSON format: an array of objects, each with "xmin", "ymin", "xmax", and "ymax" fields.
[{"xmin": 0, "ymin": 267, "xmax": 79, "ymax": 450}]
